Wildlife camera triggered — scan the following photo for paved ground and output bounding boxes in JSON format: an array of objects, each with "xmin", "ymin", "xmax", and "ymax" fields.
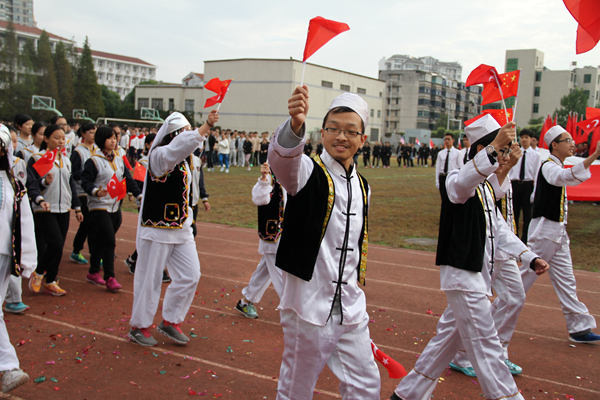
[{"xmin": 2, "ymin": 212, "xmax": 599, "ymax": 399}]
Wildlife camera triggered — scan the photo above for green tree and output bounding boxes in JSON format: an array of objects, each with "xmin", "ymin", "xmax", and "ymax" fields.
[
  {"xmin": 434, "ymin": 112, "xmax": 449, "ymax": 130},
  {"xmin": 554, "ymin": 88, "xmax": 588, "ymax": 127},
  {"xmin": 53, "ymin": 42, "xmax": 75, "ymax": 118},
  {"xmin": 527, "ymin": 117, "xmax": 544, "ymax": 125},
  {"xmin": 11, "ymin": 39, "xmax": 38, "ymax": 116},
  {"xmin": 74, "ymin": 37, "xmax": 104, "ymax": 118},
  {"xmin": 0, "ymin": 22, "xmax": 20, "ymax": 118},
  {"xmin": 432, "ymin": 126, "xmax": 446, "ymax": 138},
  {"xmin": 36, "ymin": 31, "xmax": 59, "ymax": 101},
  {"xmin": 101, "ymin": 85, "xmax": 121, "ymax": 117}
]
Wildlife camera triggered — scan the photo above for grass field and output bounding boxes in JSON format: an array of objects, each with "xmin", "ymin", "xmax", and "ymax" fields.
[{"xmin": 124, "ymin": 158, "xmax": 600, "ymax": 272}]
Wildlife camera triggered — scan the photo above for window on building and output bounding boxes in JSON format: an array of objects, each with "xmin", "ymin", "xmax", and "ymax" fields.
[
  {"xmin": 386, "ymin": 110, "xmax": 390, "ymax": 117},
  {"xmin": 185, "ymin": 100, "xmax": 194, "ymax": 112},
  {"xmin": 584, "ymin": 74, "xmax": 592, "ymax": 83},
  {"xmin": 370, "ymin": 128, "xmax": 379, "ymax": 142},
  {"xmin": 321, "ymin": 80, "xmax": 333, "ymax": 88},
  {"xmin": 534, "ymin": 87, "xmax": 540, "ymax": 97},
  {"xmin": 116, "ymin": 88, "xmax": 121, "ymax": 94},
  {"xmin": 584, "ymin": 90, "xmax": 590, "ymax": 98},
  {"xmin": 132, "ymin": 78, "xmax": 137, "ymax": 84},
  {"xmin": 533, "ymin": 104, "xmax": 539, "ymax": 113},
  {"xmin": 377, "ymin": 110, "xmax": 381, "ymax": 118},
  {"xmin": 149, "ymin": 68, "xmax": 155, "ymax": 75},
  {"xmin": 115, "ymin": 75, "xmax": 120, "ymax": 82},
  {"xmin": 394, "ymin": 110, "xmax": 398, "ymax": 117},
  {"xmin": 98, "ymin": 73, "xmax": 103, "ymax": 80},
  {"xmin": 379, "ymin": 92, "xmax": 383, "ymax": 97},
  {"xmin": 357, "ymin": 88, "xmax": 366, "ymax": 94},
  {"xmin": 116, "ymin": 63, "xmax": 121, "ymax": 70},
  {"xmin": 395, "ymin": 98, "xmax": 399, "ymax": 105},
  {"xmin": 98, "ymin": 60, "xmax": 103, "ymax": 67},
  {"xmin": 340, "ymin": 84, "xmax": 350, "ymax": 91},
  {"xmin": 370, "ymin": 109, "xmax": 374, "ymax": 117},
  {"xmin": 535, "ymin": 71, "xmax": 542, "ymax": 82},
  {"xmin": 138, "ymin": 98, "xmax": 149, "ymax": 109},
  {"xmin": 133, "ymin": 66, "xmax": 138, "ymax": 72},
  {"xmin": 152, "ymin": 98, "xmax": 164, "ymax": 111},
  {"xmin": 169, "ymin": 98, "xmax": 175, "ymax": 111},
  {"xmin": 506, "ymin": 58, "xmax": 518, "ymax": 72}
]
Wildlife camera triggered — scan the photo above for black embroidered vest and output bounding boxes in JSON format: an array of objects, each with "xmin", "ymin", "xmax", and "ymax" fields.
[
  {"xmin": 532, "ymin": 159, "xmax": 565, "ymax": 223},
  {"xmin": 141, "ymin": 162, "xmax": 190, "ymax": 229},
  {"xmin": 258, "ymin": 175, "xmax": 284, "ymax": 242}
]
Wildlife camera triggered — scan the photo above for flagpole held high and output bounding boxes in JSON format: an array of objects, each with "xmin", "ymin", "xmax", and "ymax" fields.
[{"xmin": 300, "ymin": 62, "xmax": 307, "ymax": 87}]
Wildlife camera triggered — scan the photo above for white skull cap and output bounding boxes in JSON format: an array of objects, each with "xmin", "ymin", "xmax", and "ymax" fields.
[
  {"xmin": 0, "ymin": 124, "xmax": 10, "ymax": 150},
  {"xmin": 464, "ymin": 114, "xmax": 501, "ymax": 144},
  {"xmin": 165, "ymin": 112, "xmax": 190, "ymax": 134},
  {"xmin": 544, "ymin": 125, "xmax": 566, "ymax": 147},
  {"xmin": 328, "ymin": 92, "xmax": 369, "ymax": 131}
]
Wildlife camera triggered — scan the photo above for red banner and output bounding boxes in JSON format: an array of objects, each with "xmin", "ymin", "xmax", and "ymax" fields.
[{"xmin": 565, "ymin": 164, "xmax": 600, "ymax": 201}]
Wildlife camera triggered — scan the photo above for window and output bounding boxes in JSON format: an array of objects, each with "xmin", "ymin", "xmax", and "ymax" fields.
[
  {"xmin": 584, "ymin": 74, "xmax": 592, "ymax": 83},
  {"xmin": 98, "ymin": 73, "xmax": 103, "ymax": 80},
  {"xmin": 534, "ymin": 87, "xmax": 540, "ymax": 97},
  {"xmin": 386, "ymin": 110, "xmax": 390, "ymax": 116},
  {"xmin": 115, "ymin": 75, "xmax": 120, "ymax": 82},
  {"xmin": 116, "ymin": 63, "xmax": 121, "ymax": 70},
  {"xmin": 98, "ymin": 60, "xmax": 103, "ymax": 67},
  {"xmin": 116, "ymin": 88, "xmax": 121, "ymax": 94},
  {"xmin": 534, "ymin": 71, "xmax": 541, "ymax": 82},
  {"xmin": 584, "ymin": 90, "xmax": 590, "ymax": 98},
  {"xmin": 321, "ymin": 80, "xmax": 333, "ymax": 88},
  {"xmin": 169, "ymin": 98, "xmax": 175, "ymax": 111},
  {"xmin": 133, "ymin": 66, "xmax": 138, "ymax": 72},
  {"xmin": 418, "ymin": 110, "xmax": 430, "ymax": 117},
  {"xmin": 149, "ymin": 68, "xmax": 155, "ymax": 75},
  {"xmin": 379, "ymin": 92, "xmax": 383, "ymax": 97},
  {"xmin": 533, "ymin": 104, "xmax": 539, "ymax": 113},
  {"xmin": 132, "ymin": 78, "xmax": 137, "ymax": 84},
  {"xmin": 357, "ymin": 88, "xmax": 366, "ymax": 94},
  {"xmin": 138, "ymin": 98, "xmax": 149, "ymax": 109},
  {"xmin": 377, "ymin": 110, "xmax": 381, "ymax": 118},
  {"xmin": 370, "ymin": 128, "xmax": 379, "ymax": 142},
  {"xmin": 340, "ymin": 84, "xmax": 350, "ymax": 91},
  {"xmin": 506, "ymin": 58, "xmax": 518, "ymax": 72},
  {"xmin": 185, "ymin": 100, "xmax": 194, "ymax": 112},
  {"xmin": 151, "ymin": 98, "xmax": 164, "ymax": 111},
  {"xmin": 370, "ymin": 109, "xmax": 374, "ymax": 117}
]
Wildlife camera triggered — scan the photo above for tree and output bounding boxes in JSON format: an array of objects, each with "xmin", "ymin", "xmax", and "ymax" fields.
[
  {"xmin": 74, "ymin": 37, "xmax": 104, "ymax": 118},
  {"xmin": 101, "ymin": 85, "xmax": 121, "ymax": 117},
  {"xmin": 0, "ymin": 22, "xmax": 20, "ymax": 118},
  {"xmin": 36, "ymin": 31, "xmax": 59, "ymax": 101},
  {"xmin": 554, "ymin": 88, "xmax": 588, "ymax": 127},
  {"xmin": 54, "ymin": 42, "xmax": 75, "ymax": 118},
  {"xmin": 527, "ymin": 117, "xmax": 544, "ymax": 125},
  {"xmin": 434, "ymin": 112, "xmax": 449, "ymax": 130}
]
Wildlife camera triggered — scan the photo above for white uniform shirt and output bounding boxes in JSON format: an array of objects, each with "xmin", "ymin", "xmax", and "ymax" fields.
[
  {"xmin": 508, "ymin": 147, "xmax": 541, "ymax": 182},
  {"xmin": 435, "ymin": 147, "xmax": 462, "ymax": 189},
  {"xmin": 458, "ymin": 147, "xmax": 470, "ymax": 168},
  {"xmin": 488, "ymin": 174, "xmax": 516, "ymax": 262},
  {"xmin": 269, "ymin": 118, "xmax": 370, "ymax": 327}
]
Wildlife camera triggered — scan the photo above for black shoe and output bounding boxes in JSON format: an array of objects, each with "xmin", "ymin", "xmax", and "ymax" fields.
[
  {"xmin": 390, "ymin": 393, "xmax": 403, "ymax": 400},
  {"xmin": 162, "ymin": 271, "xmax": 171, "ymax": 283},
  {"xmin": 124, "ymin": 257, "xmax": 136, "ymax": 274}
]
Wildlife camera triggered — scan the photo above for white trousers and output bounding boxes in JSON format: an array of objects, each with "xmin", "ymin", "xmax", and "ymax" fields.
[
  {"xmin": 241, "ymin": 252, "xmax": 283, "ymax": 303},
  {"xmin": 276, "ymin": 309, "xmax": 380, "ymax": 400},
  {"xmin": 230, "ymin": 149, "xmax": 237, "ymax": 166},
  {"xmin": 521, "ymin": 233, "xmax": 596, "ymax": 335},
  {"xmin": 130, "ymin": 238, "xmax": 201, "ymax": 329},
  {"xmin": 5, "ymin": 275, "xmax": 22, "ymax": 304},
  {"xmin": 453, "ymin": 259, "xmax": 526, "ymax": 367},
  {"xmin": 0, "ymin": 255, "xmax": 20, "ymax": 370},
  {"xmin": 237, "ymin": 151, "xmax": 245, "ymax": 167},
  {"xmin": 395, "ymin": 290, "xmax": 523, "ymax": 400}
]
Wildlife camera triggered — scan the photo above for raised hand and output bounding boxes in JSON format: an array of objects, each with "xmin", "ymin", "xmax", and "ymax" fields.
[
  {"xmin": 491, "ymin": 122, "xmax": 517, "ymax": 151},
  {"xmin": 288, "ymin": 85, "xmax": 309, "ymax": 134}
]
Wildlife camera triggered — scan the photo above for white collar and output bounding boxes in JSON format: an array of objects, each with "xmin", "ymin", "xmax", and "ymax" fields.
[{"xmin": 321, "ymin": 148, "xmax": 356, "ymax": 179}]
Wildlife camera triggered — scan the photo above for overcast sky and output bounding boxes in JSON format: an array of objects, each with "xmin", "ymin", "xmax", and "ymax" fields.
[{"xmin": 35, "ymin": 0, "xmax": 599, "ymax": 84}]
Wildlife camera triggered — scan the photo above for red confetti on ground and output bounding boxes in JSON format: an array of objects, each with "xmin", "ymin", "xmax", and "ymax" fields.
[
  {"xmin": 426, "ymin": 309, "xmax": 433, "ymax": 315},
  {"xmin": 189, "ymin": 390, "xmax": 197, "ymax": 395}
]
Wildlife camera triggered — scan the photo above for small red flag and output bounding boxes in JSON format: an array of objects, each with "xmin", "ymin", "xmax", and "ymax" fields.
[
  {"xmin": 464, "ymin": 108, "xmax": 514, "ymax": 127},
  {"xmin": 371, "ymin": 341, "xmax": 407, "ymax": 379},
  {"xmin": 429, "ymin": 139, "xmax": 434, "ymax": 148},
  {"xmin": 465, "ymin": 64, "xmax": 500, "ymax": 87},
  {"xmin": 415, "ymin": 138, "xmax": 420, "ymax": 146},
  {"xmin": 481, "ymin": 70, "xmax": 520, "ymax": 105},
  {"xmin": 133, "ymin": 162, "xmax": 147, "ymax": 181},
  {"xmin": 122, "ymin": 155, "xmax": 133, "ymax": 170},
  {"xmin": 32, "ymin": 149, "xmax": 58, "ymax": 176},
  {"xmin": 107, "ymin": 173, "xmax": 127, "ymax": 201},
  {"xmin": 302, "ymin": 17, "xmax": 350, "ymax": 62},
  {"xmin": 204, "ymin": 78, "xmax": 232, "ymax": 108},
  {"xmin": 563, "ymin": 0, "xmax": 600, "ymax": 54},
  {"xmin": 589, "ymin": 126, "xmax": 600, "ymax": 154}
]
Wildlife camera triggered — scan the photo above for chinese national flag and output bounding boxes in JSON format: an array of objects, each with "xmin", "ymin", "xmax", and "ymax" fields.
[
  {"xmin": 133, "ymin": 162, "xmax": 147, "ymax": 181},
  {"xmin": 563, "ymin": 0, "xmax": 600, "ymax": 54},
  {"xmin": 481, "ymin": 70, "xmax": 520, "ymax": 105},
  {"xmin": 464, "ymin": 108, "xmax": 514, "ymax": 127},
  {"xmin": 122, "ymin": 155, "xmax": 133, "ymax": 170},
  {"xmin": 204, "ymin": 78, "xmax": 232, "ymax": 108},
  {"xmin": 302, "ymin": 17, "xmax": 350, "ymax": 62},
  {"xmin": 32, "ymin": 149, "xmax": 58, "ymax": 176},
  {"xmin": 107, "ymin": 173, "xmax": 127, "ymax": 201},
  {"xmin": 465, "ymin": 64, "xmax": 500, "ymax": 87},
  {"xmin": 371, "ymin": 341, "xmax": 407, "ymax": 379}
]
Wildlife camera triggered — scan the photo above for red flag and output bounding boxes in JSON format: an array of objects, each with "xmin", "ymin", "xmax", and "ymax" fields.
[
  {"xmin": 481, "ymin": 70, "xmax": 520, "ymax": 105},
  {"xmin": 302, "ymin": 17, "xmax": 349, "ymax": 62},
  {"xmin": 429, "ymin": 139, "xmax": 434, "ymax": 148},
  {"xmin": 563, "ymin": 0, "xmax": 600, "ymax": 54},
  {"xmin": 122, "ymin": 155, "xmax": 133, "ymax": 170},
  {"xmin": 32, "ymin": 149, "xmax": 58, "ymax": 176},
  {"xmin": 458, "ymin": 140, "xmax": 462, "ymax": 150},
  {"xmin": 371, "ymin": 341, "xmax": 407, "ymax": 379},
  {"xmin": 554, "ymin": 114, "xmax": 558, "ymax": 127},
  {"xmin": 415, "ymin": 138, "xmax": 420, "ymax": 146},
  {"xmin": 464, "ymin": 108, "xmax": 514, "ymax": 127},
  {"xmin": 204, "ymin": 78, "xmax": 232, "ymax": 108},
  {"xmin": 566, "ymin": 113, "xmax": 573, "ymax": 135},
  {"xmin": 107, "ymin": 173, "xmax": 127, "ymax": 201},
  {"xmin": 540, "ymin": 116, "xmax": 552, "ymax": 149},
  {"xmin": 133, "ymin": 162, "xmax": 147, "ymax": 181},
  {"xmin": 589, "ymin": 126, "xmax": 600, "ymax": 154},
  {"xmin": 465, "ymin": 64, "xmax": 500, "ymax": 87}
]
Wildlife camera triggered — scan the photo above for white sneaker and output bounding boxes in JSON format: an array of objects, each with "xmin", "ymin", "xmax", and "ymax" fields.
[
  {"xmin": 220, "ymin": 166, "xmax": 224, "ymax": 172},
  {"xmin": 225, "ymin": 169, "xmax": 229, "ymax": 173},
  {"xmin": 2, "ymin": 368, "xmax": 29, "ymax": 393}
]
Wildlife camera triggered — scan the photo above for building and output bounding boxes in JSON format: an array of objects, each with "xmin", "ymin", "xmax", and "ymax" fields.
[
  {"xmin": 0, "ymin": 0, "xmax": 35, "ymax": 28},
  {"xmin": 0, "ymin": 20, "xmax": 72, "ymax": 51},
  {"xmin": 379, "ymin": 54, "xmax": 463, "ymax": 81},
  {"xmin": 492, "ymin": 49, "xmax": 600, "ymax": 126},
  {"xmin": 81, "ymin": 48, "xmax": 156, "ymax": 100}
]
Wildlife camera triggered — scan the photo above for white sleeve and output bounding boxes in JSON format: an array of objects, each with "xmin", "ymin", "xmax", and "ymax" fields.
[
  {"xmin": 542, "ymin": 161, "xmax": 591, "ymax": 187},
  {"xmin": 149, "ymin": 129, "xmax": 205, "ymax": 178},
  {"xmin": 268, "ymin": 118, "xmax": 315, "ymax": 196},
  {"xmin": 19, "ymin": 192, "xmax": 37, "ymax": 278},
  {"xmin": 494, "ymin": 208, "xmax": 537, "ymax": 266},
  {"xmin": 488, "ymin": 173, "xmax": 510, "ymax": 200},
  {"xmin": 252, "ymin": 178, "xmax": 273, "ymax": 206},
  {"xmin": 435, "ymin": 151, "xmax": 442, "ymax": 189},
  {"xmin": 446, "ymin": 150, "xmax": 497, "ymax": 204},
  {"xmin": 532, "ymin": 151, "xmax": 541, "ymax": 183}
]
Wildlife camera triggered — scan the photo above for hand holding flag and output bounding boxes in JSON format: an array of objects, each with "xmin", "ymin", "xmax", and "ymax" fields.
[
  {"xmin": 204, "ymin": 78, "xmax": 232, "ymax": 109},
  {"xmin": 32, "ymin": 148, "xmax": 58, "ymax": 176}
]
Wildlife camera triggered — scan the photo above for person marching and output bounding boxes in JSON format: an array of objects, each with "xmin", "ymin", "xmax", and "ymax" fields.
[
  {"xmin": 13, "ymin": 114, "xmax": 33, "ymax": 154},
  {"xmin": 269, "ymin": 88, "xmax": 380, "ymax": 399},
  {"xmin": 128, "ymin": 110, "xmax": 219, "ymax": 347},
  {"xmin": 81, "ymin": 126, "xmax": 141, "ymax": 292},
  {"xmin": 70, "ymin": 122, "xmax": 97, "ymax": 265},
  {"xmin": 15, "ymin": 122, "xmax": 45, "ymax": 164},
  {"xmin": 0, "ymin": 125, "xmax": 36, "ymax": 393},
  {"xmin": 235, "ymin": 162, "xmax": 284, "ymax": 319},
  {"xmin": 390, "ymin": 115, "xmax": 549, "ymax": 400},
  {"xmin": 519, "ymin": 125, "xmax": 600, "ymax": 343},
  {"xmin": 435, "ymin": 132, "xmax": 461, "ymax": 194},
  {"xmin": 26, "ymin": 124, "xmax": 83, "ymax": 296}
]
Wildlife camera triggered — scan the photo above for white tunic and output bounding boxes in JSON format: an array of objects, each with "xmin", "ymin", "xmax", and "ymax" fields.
[
  {"xmin": 269, "ymin": 118, "xmax": 370, "ymax": 327},
  {"xmin": 435, "ymin": 147, "xmax": 462, "ymax": 188}
]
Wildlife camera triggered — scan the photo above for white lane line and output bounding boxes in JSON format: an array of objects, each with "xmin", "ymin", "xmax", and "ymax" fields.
[{"xmin": 24, "ymin": 314, "xmax": 342, "ymax": 399}]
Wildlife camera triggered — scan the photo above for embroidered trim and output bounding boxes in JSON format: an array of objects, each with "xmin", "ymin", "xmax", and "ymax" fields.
[
  {"xmin": 141, "ymin": 162, "xmax": 190, "ymax": 229},
  {"xmin": 559, "ymin": 186, "xmax": 565, "ymax": 223},
  {"xmin": 357, "ymin": 173, "xmax": 369, "ymax": 286},
  {"xmin": 314, "ymin": 155, "xmax": 335, "ymax": 244},
  {"xmin": 413, "ymin": 368, "xmax": 436, "ymax": 381},
  {"xmin": 518, "ymin": 249, "xmax": 529, "ymax": 262},
  {"xmin": 472, "ymin": 156, "xmax": 487, "ymax": 177},
  {"xmin": 570, "ymin": 167, "xmax": 584, "ymax": 183}
]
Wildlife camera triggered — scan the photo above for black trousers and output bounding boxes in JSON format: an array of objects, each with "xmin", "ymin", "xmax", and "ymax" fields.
[
  {"xmin": 72, "ymin": 195, "xmax": 91, "ymax": 254},
  {"xmin": 511, "ymin": 180, "xmax": 534, "ymax": 242},
  {"xmin": 88, "ymin": 210, "xmax": 119, "ymax": 280},
  {"xmin": 363, "ymin": 154, "xmax": 370, "ymax": 167},
  {"xmin": 34, "ymin": 212, "xmax": 70, "ymax": 283},
  {"xmin": 206, "ymin": 150, "xmax": 214, "ymax": 168}
]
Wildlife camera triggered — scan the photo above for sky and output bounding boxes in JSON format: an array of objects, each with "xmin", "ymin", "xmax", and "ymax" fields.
[{"xmin": 35, "ymin": 0, "xmax": 599, "ymax": 84}]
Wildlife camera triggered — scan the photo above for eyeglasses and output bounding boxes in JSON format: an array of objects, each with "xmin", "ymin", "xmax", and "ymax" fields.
[
  {"xmin": 323, "ymin": 127, "xmax": 363, "ymax": 138},
  {"xmin": 556, "ymin": 138, "xmax": 574, "ymax": 144},
  {"xmin": 499, "ymin": 148, "xmax": 511, "ymax": 157}
]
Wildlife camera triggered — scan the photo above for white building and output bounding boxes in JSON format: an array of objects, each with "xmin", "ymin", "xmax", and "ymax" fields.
[
  {"xmin": 0, "ymin": 0, "xmax": 35, "ymax": 28},
  {"xmin": 379, "ymin": 54, "xmax": 463, "ymax": 81},
  {"xmin": 0, "ymin": 20, "xmax": 72, "ymax": 51}
]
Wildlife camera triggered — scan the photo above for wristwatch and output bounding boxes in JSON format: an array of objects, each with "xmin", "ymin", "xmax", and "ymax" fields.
[{"xmin": 485, "ymin": 145, "xmax": 498, "ymax": 159}]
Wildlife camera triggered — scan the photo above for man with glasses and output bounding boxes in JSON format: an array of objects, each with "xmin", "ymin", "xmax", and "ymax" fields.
[
  {"xmin": 268, "ymin": 88, "xmax": 379, "ymax": 399},
  {"xmin": 519, "ymin": 125, "xmax": 600, "ymax": 343},
  {"xmin": 435, "ymin": 133, "xmax": 461, "ymax": 195}
]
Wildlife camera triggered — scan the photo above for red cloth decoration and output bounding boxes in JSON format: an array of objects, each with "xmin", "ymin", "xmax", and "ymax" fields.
[
  {"xmin": 122, "ymin": 155, "xmax": 133, "ymax": 170},
  {"xmin": 302, "ymin": 17, "xmax": 350, "ymax": 62},
  {"xmin": 204, "ymin": 78, "xmax": 232, "ymax": 108},
  {"xmin": 563, "ymin": 0, "xmax": 600, "ymax": 54},
  {"xmin": 565, "ymin": 164, "xmax": 600, "ymax": 200},
  {"xmin": 32, "ymin": 149, "xmax": 58, "ymax": 176}
]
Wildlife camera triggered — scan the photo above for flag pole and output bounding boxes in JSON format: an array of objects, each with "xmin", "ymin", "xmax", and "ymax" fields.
[
  {"xmin": 300, "ymin": 61, "xmax": 307, "ymax": 87},
  {"xmin": 511, "ymin": 69, "xmax": 522, "ymax": 123},
  {"xmin": 216, "ymin": 86, "xmax": 231, "ymax": 112}
]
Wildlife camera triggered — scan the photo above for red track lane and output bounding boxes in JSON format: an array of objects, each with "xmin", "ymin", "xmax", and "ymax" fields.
[{"xmin": 3, "ymin": 212, "xmax": 599, "ymax": 399}]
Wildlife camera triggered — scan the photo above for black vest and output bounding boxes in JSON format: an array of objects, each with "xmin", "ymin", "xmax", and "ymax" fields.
[
  {"xmin": 532, "ymin": 158, "xmax": 565, "ymax": 223},
  {"xmin": 258, "ymin": 175, "xmax": 284, "ymax": 242},
  {"xmin": 436, "ymin": 181, "xmax": 494, "ymax": 272},
  {"xmin": 276, "ymin": 156, "xmax": 369, "ymax": 284},
  {"xmin": 10, "ymin": 177, "xmax": 25, "ymax": 277},
  {"xmin": 141, "ymin": 161, "xmax": 190, "ymax": 229}
]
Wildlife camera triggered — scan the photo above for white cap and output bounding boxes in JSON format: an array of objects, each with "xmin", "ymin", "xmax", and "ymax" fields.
[
  {"xmin": 0, "ymin": 124, "xmax": 10, "ymax": 150},
  {"xmin": 329, "ymin": 93, "xmax": 369, "ymax": 131},
  {"xmin": 165, "ymin": 112, "xmax": 190, "ymax": 134},
  {"xmin": 464, "ymin": 114, "xmax": 501, "ymax": 144},
  {"xmin": 544, "ymin": 125, "xmax": 566, "ymax": 147}
]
